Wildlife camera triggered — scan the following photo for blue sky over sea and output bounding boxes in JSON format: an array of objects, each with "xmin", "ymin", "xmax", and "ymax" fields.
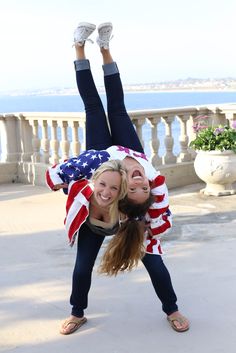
[{"xmin": 0, "ymin": 0, "xmax": 236, "ymax": 93}]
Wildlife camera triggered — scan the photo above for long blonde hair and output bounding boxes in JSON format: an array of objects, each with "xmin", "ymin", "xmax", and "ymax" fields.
[{"xmin": 91, "ymin": 160, "xmax": 127, "ymax": 223}]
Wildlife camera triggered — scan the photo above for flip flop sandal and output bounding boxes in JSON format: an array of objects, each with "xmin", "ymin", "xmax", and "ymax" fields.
[
  {"xmin": 60, "ymin": 317, "xmax": 87, "ymax": 335},
  {"xmin": 167, "ymin": 315, "xmax": 189, "ymax": 332}
]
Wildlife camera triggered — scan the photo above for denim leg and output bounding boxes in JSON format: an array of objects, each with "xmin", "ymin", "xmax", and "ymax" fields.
[
  {"xmin": 103, "ymin": 63, "xmax": 144, "ymax": 153},
  {"xmin": 70, "ymin": 223, "xmax": 105, "ymax": 317},
  {"xmin": 142, "ymin": 253, "xmax": 178, "ymax": 315},
  {"xmin": 75, "ymin": 59, "xmax": 112, "ymax": 150}
]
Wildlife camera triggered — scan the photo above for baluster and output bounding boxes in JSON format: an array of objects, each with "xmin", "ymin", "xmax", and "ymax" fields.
[
  {"xmin": 224, "ymin": 112, "xmax": 236, "ymax": 128},
  {"xmin": 49, "ymin": 121, "xmax": 60, "ymax": 164},
  {"xmin": 80, "ymin": 120, "xmax": 86, "ymax": 151},
  {"xmin": 71, "ymin": 121, "xmax": 80, "ymax": 156},
  {"xmin": 0, "ymin": 114, "xmax": 20, "ymax": 162},
  {"xmin": 209, "ymin": 108, "xmax": 226, "ymax": 126},
  {"xmin": 133, "ymin": 118, "xmax": 145, "ymax": 149},
  {"xmin": 41, "ymin": 120, "xmax": 50, "ymax": 164},
  {"xmin": 177, "ymin": 114, "xmax": 192, "ymax": 162},
  {"xmin": 162, "ymin": 115, "xmax": 177, "ymax": 164},
  {"xmin": 0, "ymin": 115, "xmax": 7, "ymax": 162},
  {"xmin": 19, "ymin": 115, "xmax": 33, "ymax": 162},
  {"xmin": 187, "ymin": 113, "xmax": 197, "ymax": 160},
  {"xmin": 31, "ymin": 120, "xmax": 40, "ymax": 163},
  {"xmin": 147, "ymin": 117, "xmax": 162, "ymax": 167},
  {"xmin": 60, "ymin": 121, "xmax": 70, "ymax": 161}
]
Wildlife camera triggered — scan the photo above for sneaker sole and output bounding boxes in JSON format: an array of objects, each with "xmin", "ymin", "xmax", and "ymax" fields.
[
  {"xmin": 77, "ymin": 22, "xmax": 96, "ymax": 30},
  {"xmin": 98, "ymin": 22, "xmax": 113, "ymax": 31}
]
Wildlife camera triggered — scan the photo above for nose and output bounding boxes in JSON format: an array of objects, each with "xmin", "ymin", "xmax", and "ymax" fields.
[
  {"xmin": 102, "ymin": 187, "xmax": 111, "ymax": 197},
  {"xmin": 133, "ymin": 178, "xmax": 143, "ymax": 185}
]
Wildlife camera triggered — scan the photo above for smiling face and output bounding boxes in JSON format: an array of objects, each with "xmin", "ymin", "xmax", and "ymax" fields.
[
  {"xmin": 92, "ymin": 170, "xmax": 121, "ymax": 207},
  {"xmin": 122, "ymin": 158, "xmax": 151, "ymax": 203}
]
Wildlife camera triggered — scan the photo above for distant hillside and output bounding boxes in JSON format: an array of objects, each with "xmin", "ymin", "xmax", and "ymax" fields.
[
  {"xmin": 2, "ymin": 78, "xmax": 236, "ymax": 96},
  {"xmin": 120, "ymin": 77, "xmax": 236, "ymax": 92}
]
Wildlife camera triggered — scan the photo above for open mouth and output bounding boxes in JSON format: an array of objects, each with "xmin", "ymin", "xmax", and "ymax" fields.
[
  {"xmin": 132, "ymin": 170, "xmax": 142, "ymax": 179},
  {"xmin": 100, "ymin": 194, "xmax": 109, "ymax": 201}
]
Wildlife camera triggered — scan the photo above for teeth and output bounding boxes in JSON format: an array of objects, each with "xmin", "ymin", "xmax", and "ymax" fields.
[
  {"xmin": 133, "ymin": 176, "xmax": 142, "ymax": 180},
  {"xmin": 100, "ymin": 195, "xmax": 109, "ymax": 200}
]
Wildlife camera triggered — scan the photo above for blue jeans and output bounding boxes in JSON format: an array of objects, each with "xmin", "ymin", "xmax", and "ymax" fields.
[
  {"xmin": 70, "ymin": 224, "xmax": 178, "ymax": 317},
  {"xmin": 74, "ymin": 60, "xmax": 144, "ymax": 152},
  {"xmin": 70, "ymin": 61, "xmax": 178, "ymax": 318}
]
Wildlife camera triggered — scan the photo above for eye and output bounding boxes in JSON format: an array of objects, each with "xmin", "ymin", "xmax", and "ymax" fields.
[
  {"xmin": 143, "ymin": 187, "xmax": 149, "ymax": 191},
  {"xmin": 129, "ymin": 187, "xmax": 136, "ymax": 192},
  {"xmin": 100, "ymin": 182, "xmax": 105, "ymax": 186},
  {"xmin": 111, "ymin": 186, "xmax": 119, "ymax": 191}
]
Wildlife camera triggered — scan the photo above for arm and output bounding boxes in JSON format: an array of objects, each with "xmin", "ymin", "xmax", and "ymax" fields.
[
  {"xmin": 45, "ymin": 150, "xmax": 111, "ymax": 191},
  {"xmin": 45, "ymin": 162, "xmax": 68, "ymax": 191},
  {"xmin": 146, "ymin": 175, "xmax": 172, "ymax": 236}
]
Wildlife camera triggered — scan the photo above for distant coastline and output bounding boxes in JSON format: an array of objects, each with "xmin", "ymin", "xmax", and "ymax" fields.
[
  {"xmin": 1, "ymin": 77, "xmax": 236, "ymax": 97},
  {"xmin": 1, "ymin": 90, "xmax": 236, "ymax": 114}
]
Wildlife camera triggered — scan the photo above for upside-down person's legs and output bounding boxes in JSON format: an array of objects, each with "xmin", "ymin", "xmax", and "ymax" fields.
[
  {"xmin": 99, "ymin": 44, "xmax": 144, "ymax": 152},
  {"xmin": 74, "ymin": 44, "xmax": 112, "ymax": 150},
  {"xmin": 104, "ymin": 66, "xmax": 144, "ymax": 152},
  {"xmin": 105, "ymin": 72, "xmax": 144, "ymax": 152}
]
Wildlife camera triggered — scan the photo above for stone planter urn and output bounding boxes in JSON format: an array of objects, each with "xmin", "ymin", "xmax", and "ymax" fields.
[{"xmin": 194, "ymin": 150, "xmax": 236, "ymax": 196}]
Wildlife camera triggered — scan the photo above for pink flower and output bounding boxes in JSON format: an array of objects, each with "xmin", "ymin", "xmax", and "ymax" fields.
[
  {"xmin": 232, "ymin": 120, "xmax": 236, "ymax": 129},
  {"xmin": 214, "ymin": 127, "xmax": 225, "ymax": 135},
  {"xmin": 194, "ymin": 114, "xmax": 208, "ymax": 121},
  {"xmin": 193, "ymin": 123, "xmax": 208, "ymax": 133}
]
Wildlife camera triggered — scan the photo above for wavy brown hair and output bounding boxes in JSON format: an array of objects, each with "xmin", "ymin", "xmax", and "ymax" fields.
[{"xmin": 99, "ymin": 194, "xmax": 154, "ymax": 276}]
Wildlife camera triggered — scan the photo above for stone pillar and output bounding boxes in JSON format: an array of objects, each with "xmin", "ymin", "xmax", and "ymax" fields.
[
  {"xmin": 19, "ymin": 114, "xmax": 33, "ymax": 162},
  {"xmin": 162, "ymin": 115, "xmax": 177, "ymax": 164},
  {"xmin": 177, "ymin": 114, "xmax": 192, "ymax": 162},
  {"xmin": 49, "ymin": 120, "xmax": 60, "ymax": 165},
  {"xmin": 41, "ymin": 120, "xmax": 50, "ymax": 164},
  {"xmin": 79, "ymin": 120, "xmax": 86, "ymax": 152},
  {"xmin": 133, "ymin": 118, "xmax": 146, "ymax": 149},
  {"xmin": 59, "ymin": 121, "xmax": 70, "ymax": 161},
  {"xmin": 147, "ymin": 116, "xmax": 162, "ymax": 167},
  {"xmin": 30, "ymin": 120, "xmax": 41, "ymax": 163},
  {"xmin": 0, "ymin": 114, "xmax": 21, "ymax": 162},
  {"xmin": 210, "ymin": 107, "xmax": 227, "ymax": 126},
  {"xmin": 224, "ymin": 111, "xmax": 236, "ymax": 128},
  {"xmin": 71, "ymin": 121, "xmax": 80, "ymax": 156}
]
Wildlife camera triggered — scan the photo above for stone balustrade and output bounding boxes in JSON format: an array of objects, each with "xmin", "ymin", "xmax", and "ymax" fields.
[{"xmin": 0, "ymin": 103, "xmax": 235, "ymax": 188}]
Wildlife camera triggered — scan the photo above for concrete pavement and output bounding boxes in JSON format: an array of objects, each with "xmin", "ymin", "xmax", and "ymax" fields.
[{"xmin": 0, "ymin": 182, "xmax": 236, "ymax": 353}]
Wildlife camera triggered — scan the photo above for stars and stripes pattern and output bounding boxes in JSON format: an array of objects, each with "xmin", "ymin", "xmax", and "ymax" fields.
[
  {"xmin": 143, "ymin": 174, "xmax": 172, "ymax": 254},
  {"xmin": 64, "ymin": 179, "xmax": 93, "ymax": 246},
  {"xmin": 59, "ymin": 150, "xmax": 110, "ymax": 183},
  {"xmin": 45, "ymin": 146, "xmax": 172, "ymax": 255},
  {"xmin": 45, "ymin": 149, "xmax": 110, "ymax": 192}
]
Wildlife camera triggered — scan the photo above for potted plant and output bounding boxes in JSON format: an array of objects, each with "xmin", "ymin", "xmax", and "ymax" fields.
[{"xmin": 189, "ymin": 116, "xmax": 236, "ymax": 196}]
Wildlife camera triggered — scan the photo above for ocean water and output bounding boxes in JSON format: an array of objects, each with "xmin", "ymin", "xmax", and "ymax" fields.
[{"xmin": 0, "ymin": 90, "xmax": 236, "ymax": 113}]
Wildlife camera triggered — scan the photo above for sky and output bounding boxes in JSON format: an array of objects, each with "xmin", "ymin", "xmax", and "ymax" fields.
[{"xmin": 0, "ymin": 0, "xmax": 236, "ymax": 93}]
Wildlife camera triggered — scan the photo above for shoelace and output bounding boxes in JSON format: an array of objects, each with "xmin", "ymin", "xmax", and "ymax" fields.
[
  {"xmin": 72, "ymin": 38, "xmax": 94, "ymax": 47},
  {"xmin": 97, "ymin": 34, "xmax": 114, "ymax": 45}
]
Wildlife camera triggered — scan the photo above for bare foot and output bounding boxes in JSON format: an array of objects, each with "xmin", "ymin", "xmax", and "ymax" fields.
[{"xmin": 167, "ymin": 311, "xmax": 190, "ymax": 332}]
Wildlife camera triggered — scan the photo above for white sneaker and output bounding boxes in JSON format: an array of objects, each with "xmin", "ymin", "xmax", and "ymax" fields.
[
  {"xmin": 73, "ymin": 22, "xmax": 96, "ymax": 46},
  {"xmin": 96, "ymin": 22, "xmax": 113, "ymax": 49}
]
